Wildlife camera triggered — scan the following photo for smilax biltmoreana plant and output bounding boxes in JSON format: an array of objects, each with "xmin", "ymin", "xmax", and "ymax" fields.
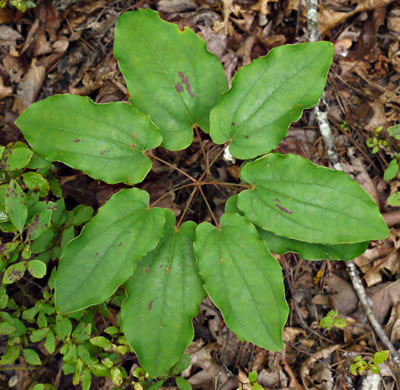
[{"xmin": 15, "ymin": 9, "xmax": 388, "ymax": 377}]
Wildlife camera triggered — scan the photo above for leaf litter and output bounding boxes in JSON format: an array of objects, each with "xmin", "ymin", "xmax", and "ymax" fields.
[{"xmin": 1, "ymin": 0, "xmax": 400, "ymax": 388}]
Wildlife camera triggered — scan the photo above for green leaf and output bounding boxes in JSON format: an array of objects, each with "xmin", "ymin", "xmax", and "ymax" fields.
[
  {"xmin": 32, "ymin": 385, "xmax": 56, "ymax": 390},
  {"xmin": 238, "ymin": 153, "xmax": 389, "ymax": 244},
  {"xmin": 387, "ymin": 192, "xmax": 400, "ymax": 206},
  {"xmin": 210, "ymin": 42, "xmax": 333, "ymax": 159},
  {"xmin": 194, "ymin": 213, "xmax": 289, "ymax": 351},
  {"xmin": 44, "ymin": 330, "xmax": 56, "ymax": 354},
  {"xmin": 248, "ymin": 370, "xmax": 258, "ymax": 383},
  {"xmin": 2, "ymin": 261, "xmax": 27, "ymax": 284},
  {"xmin": 81, "ymin": 368, "xmax": 92, "ymax": 390},
  {"xmin": 373, "ymin": 350, "xmax": 389, "ymax": 364},
  {"xmin": 369, "ymin": 364, "xmax": 380, "ymax": 374},
  {"xmin": 258, "ymin": 228, "xmax": 369, "ymax": 260},
  {"xmin": 55, "ymin": 188, "xmax": 166, "ymax": 313},
  {"xmin": 176, "ymin": 377, "xmax": 192, "ymax": 390},
  {"xmin": 384, "ymin": 159, "xmax": 399, "ymax": 181},
  {"xmin": 77, "ymin": 345, "xmax": 92, "ymax": 365},
  {"xmin": 1, "ymin": 145, "xmax": 33, "ymax": 171},
  {"xmin": 104, "ymin": 326, "xmax": 119, "ymax": 336},
  {"xmin": 114, "ymin": 9, "xmax": 228, "ymax": 150},
  {"xmin": 333, "ymin": 317, "xmax": 347, "ymax": 328},
  {"xmin": 0, "ymin": 345, "xmax": 20, "ymax": 365},
  {"xmin": 388, "ymin": 124, "xmax": 400, "ymax": 139},
  {"xmin": 22, "ymin": 172, "xmax": 50, "ymax": 197},
  {"xmin": 226, "ymin": 194, "xmax": 369, "ymax": 260},
  {"xmin": 70, "ymin": 205, "xmax": 94, "ymax": 226},
  {"xmin": 30, "ymin": 327, "xmax": 49, "ymax": 342},
  {"xmin": 170, "ymin": 353, "xmax": 191, "ymax": 375},
  {"xmin": 319, "ymin": 316, "xmax": 333, "ymax": 330},
  {"xmin": 16, "ymin": 95, "xmax": 162, "ymax": 185},
  {"xmin": 72, "ymin": 322, "xmax": 91, "ymax": 344},
  {"xmin": 121, "ymin": 211, "xmax": 205, "ymax": 377},
  {"xmin": 0, "ymin": 321, "xmax": 17, "ymax": 335},
  {"xmin": 5, "ymin": 180, "xmax": 27, "ymax": 232},
  {"xmin": 23, "ymin": 348, "xmax": 42, "ymax": 365},
  {"xmin": 110, "ymin": 367, "xmax": 123, "ymax": 386},
  {"xmin": 27, "ymin": 260, "xmax": 47, "ymax": 278},
  {"xmin": 88, "ymin": 362, "xmax": 110, "ymax": 377},
  {"xmin": 90, "ymin": 336, "xmax": 112, "ymax": 351}
]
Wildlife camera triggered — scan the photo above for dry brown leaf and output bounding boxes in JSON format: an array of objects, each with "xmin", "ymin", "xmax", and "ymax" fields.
[
  {"xmin": 300, "ymin": 345, "xmax": 340, "ymax": 390},
  {"xmin": 387, "ymin": 7, "xmax": 400, "ymax": 32},
  {"xmin": 0, "ymin": 25, "xmax": 23, "ymax": 47},
  {"xmin": 324, "ymin": 273, "xmax": 358, "ymax": 315},
  {"xmin": 385, "ymin": 302, "xmax": 400, "ymax": 343},
  {"xmin": 318, "ymin": 0, "xmax": 397, "ymax": 36},
  {"xmin": 158, "ymin": 0, "xmax": 197, "ymax": 13},
  {"xmin": 17, "ymin": 58, "xmax": 46, "ymax": 109},
  {"xmin": 0, "ymin": 76, "xmax": 13, "ymax": 100},
  {"xmin": 389, "ymin": 41, "xmax": 400, "ymax": 74},
  {"xmin": 371, "ymin": 279, "xmax": 400, "ymax": 324}
]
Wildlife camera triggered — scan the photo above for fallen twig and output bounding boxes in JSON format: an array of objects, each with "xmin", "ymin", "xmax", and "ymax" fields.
[{"xmin": 305, "ymin": 0, "xmax": 400, "ymax": 367}]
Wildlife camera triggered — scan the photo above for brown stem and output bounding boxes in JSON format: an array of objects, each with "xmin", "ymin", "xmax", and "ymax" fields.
[
  {"xmin": 150, "ymin": 182, "xmax": 195, "ymax": 207},
  {"xmin": 198, "ymin": 185, "xmax": 219, "ymax": 227},
  {"xmin": 150, "ymin": 154, "xmax": 196, "ymax": 183},
  {"xmin": 177, "ymin": 187, "xmax": 198, "ymax": 229}
]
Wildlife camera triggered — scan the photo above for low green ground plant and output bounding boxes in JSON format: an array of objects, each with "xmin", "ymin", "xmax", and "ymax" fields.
[{"xmin": 12, "ymin": 8, "xmax": 388, "ymax": 381}]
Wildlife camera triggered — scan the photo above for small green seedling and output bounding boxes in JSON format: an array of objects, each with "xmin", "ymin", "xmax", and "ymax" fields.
[
  {"xmin": 15, "ymin": 9, "xmax": 388, "ymax": 377},
  {"xmin": 0, "ymin": 0, "xmax": 35, "ymax": 11},
  {"xmin": 237, "ymin": 370, "xmax": 263, "ymax": 390},
  {"xmin": 319, "ymin": 310, "xmax": 347, "ymax": 331},
  {"xmin": 350, "ymin": 350, "xmax": 389, "ymax": 375},
  {"xmin": 366, "ymin": 126, "xmax": 389, "ymax": 154}
]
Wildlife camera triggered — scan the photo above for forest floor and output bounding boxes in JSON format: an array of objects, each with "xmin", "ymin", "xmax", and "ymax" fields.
[{"xmin": 1, "ymin": 0, "xmax": 400, "ymax": 389}]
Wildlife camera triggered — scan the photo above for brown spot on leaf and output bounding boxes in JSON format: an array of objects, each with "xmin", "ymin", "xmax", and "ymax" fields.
[
  {"xmin": 145, "ymin": 267, "xmax": 150, "ymax": 273},
  {"xmin": 276, "ymin": 204, "xmax": 293, "ymax": 214},
  {"xmin": 159, "ymin": 264, "xmax": 163, "ymax": 268},
  {"xmin": 148, "ymin": 300, "xmax": 153, "ymax": 310},
  {"xmin": 131, "ymin": 144, "xmax": 136, "ymax": 150},
  {"xmin": 132, "ymin": 133, "xmax": 136, "ymax": 139},
  {"xmin": 100, "ymin": 150, "xmax": 109, "ymax": 156},
  {"xmin": 175, "ymin": 83, "xmax": 184, "ymax": 93},
  {"xmin": 118, "ymin": 242, "xmax": 123, "ymax": 247},
  {"xmin": 244, "ymin": 135, "xmax": 249, "ymax": 139},
  {"xmin": 73, "ymin": 139, "xmax": 80, "ymax": 143},
  {"xmin": 166, "ymin": 267, "xmax": 169, "ymax": 275},
  {"xmin": 232, "ymin": 122, "xmax": 236, "ymax": 127},
  {"xmin": 221, "ymin": 258, "xmax": 224, "ymax": 263},
  {"xmin": 274, "ymin": 198, "xmax": 280, "ymax": 202},
  {"xmin": 96, "ymin": 252, "xmax": 99, "ymax": 256},
  {"xmin": 175, "ymin": 71, "xmax": 194, "ymax": 98}
]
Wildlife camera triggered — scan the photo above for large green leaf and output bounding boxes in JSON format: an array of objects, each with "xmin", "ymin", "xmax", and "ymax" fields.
[
  {"xmin": 238, "ymin": 153, "xmax": 389, "ymax": 244},
  {"xmin": 114, "ymin": 9, "xmax": 228, "ymax": 151},
  {"xmin": 194, "ymin": 213, "xmax": 288, "ymax": 351},
  {"xmin": 55, "ymin": 188, "xmax": 166, "ymax": 313},
  {"xmin": 210, "ymin": 42, "xmax": 333, "ymax": 159},
  {"xmin": 16, "ymin": 95, "xmax": 161, "ymax": 185},
  {"xmin": 225, "ymin": 194, "xmax": 369, "ymax": 261},
  {"xmin": 121, "ymin": 211, "xmax": 205, "ymax": 376}
]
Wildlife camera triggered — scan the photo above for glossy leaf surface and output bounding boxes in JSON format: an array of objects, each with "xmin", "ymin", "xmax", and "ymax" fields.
[
  {"xmin": 55, "ymin": 188, "xmax": 166, "ymax": 313},
  {"xmin": 195, "ymin": 213, "xmax": 288, "ymax": 351},
  {"xmin": 225, "ymin": 194, "xmax": 369, "ymax": 260},
  {"xmin": 210, "ymin": 42, "xmax": 333, "ymax": 159},
  {"xmin": 239, "ymin": 153, "xmax": 389, "ymax": 244},
  {"xmin": 16, "ymin": 95, "xmax": 161, "ymax": 185},
  {"xmin": 122, "ymin": 211, "xmax": 205, "ymax": 377},
  {"xmin": 114, "ymin": 9, "xmax": 228, "ymax": 150}
]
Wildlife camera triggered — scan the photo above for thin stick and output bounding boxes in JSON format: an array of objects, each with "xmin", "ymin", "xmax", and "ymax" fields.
[
  {"xmin": 177, "ymin": 187, "xmax": 198, "ymax": 228},
  {"xmin": 195, "ymin": 126, "xmax": 209, "ymax": 173},
  {"xmin": 150, "ymin": 182, "xmax": 195, "ymax": 207},
  {"xmin": 198, "ymin": 186, "xmax": 219, "ymax": 227},
  {"xmin": 306, "ymin": 0, "xmax": 400, "ymax": 367},
  {"xmin": 150, "ymin": 154, "xmax": 196, "ymax": 183}
]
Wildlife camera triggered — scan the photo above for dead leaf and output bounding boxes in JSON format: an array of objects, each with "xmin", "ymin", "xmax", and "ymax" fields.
[
  {"xmin": 300, "ymin": 345, "xmax": 340, "ymax": 390},
  {"xmin": 17, "ymin": 58, "xmax": 46, "ymax": 109},
  {"xmin": 371, "ymin": 280, "xmax": 400, "ymax": 324},
  {"xmin": 385, "ymin": 302, "xmax": 400, "ymax": 343},
  {"xmin": 158, "ymin": 0, "xmax": 197, "ymax": 13},
  {"xmin": 0, "ymin": 25, "xmax": 23, "ymax": 47},
  {"xmin": 324, "ymin": 273, "xmax": 358, "ymax": 315},
  {"xmin": 0, "ymin": 76, "xmax": 13, "ymax": 100}
]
